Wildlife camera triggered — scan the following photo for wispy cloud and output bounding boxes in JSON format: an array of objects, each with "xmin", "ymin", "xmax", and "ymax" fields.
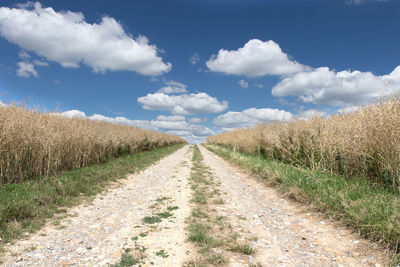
[
  {"xmin": 157, "ymin": 80, "xmax": 187, "ymax": 94},
  {"xmin": 238, "ymin": 79, "xmax": 248, "ymax": 88},
  {"xmin": 189, "ymin": 52, "xmax": 200, "ymax": 65},
  {"xmin": 16, "ymin": 61, "xmax": 37, "ymax": 78},
  {"xmin": 346, "ymin": 0, "xmax": 389, "ymax": 5}
]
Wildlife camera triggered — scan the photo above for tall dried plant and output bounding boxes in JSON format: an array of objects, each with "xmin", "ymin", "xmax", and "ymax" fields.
[
  {"xmin": 0, "ymin": 105, "xmax": 186, "ymax": 185},
  {"xmin": 207, "ymin": 97, "xmax": 400, "ymax": 191}
]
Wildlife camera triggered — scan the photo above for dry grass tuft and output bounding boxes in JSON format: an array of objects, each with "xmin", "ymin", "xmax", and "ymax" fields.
[
  {"xmin": 207, "ymin": 97, "xmax": 400, "ymax": 191},
  {"xmin": 0, "ymin": 105, "xmax": 186, "ymax": 185}
]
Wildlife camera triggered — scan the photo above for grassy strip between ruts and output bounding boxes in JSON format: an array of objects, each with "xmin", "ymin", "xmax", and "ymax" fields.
[
  {"xmin": 185, "ymin": 145, "xmax": 256, "ymax": 266},
  {"xmin": 204, "ymin": 143, "xmax": 400, "ymax": 266},
  {"xmin": 0, "ymin": 143, "xmax": 185, "ymax": 249}
]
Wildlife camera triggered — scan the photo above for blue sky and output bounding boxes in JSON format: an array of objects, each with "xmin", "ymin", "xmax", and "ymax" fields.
[{"xmin": 0, "ymin": 0, "xmax": 399, "ymax": 143}]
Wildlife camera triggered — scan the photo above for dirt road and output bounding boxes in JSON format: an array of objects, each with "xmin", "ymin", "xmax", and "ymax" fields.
[{"xmin": 1, "ymin": 145, "xmax": 388, "ymax": 266}]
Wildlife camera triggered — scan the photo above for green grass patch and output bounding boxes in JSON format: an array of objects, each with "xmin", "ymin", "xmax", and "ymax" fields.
[
  {"xmin": 191, "ymin": 194, "xmax": 207, "ymax": 204},
  {"xmin": 155, "ymin": 196, "xmax": 169, "ymax": 203},
  {"xmin": 0, "ymin": 144, "xmax": 184, "ymax": 245},
  {"xmin": 212, "ymin": 198, "xmax": 225, "ymax": 205},
  {"xmin": 207, "ymin": 253, "xmax": 227, "ymax": 265},
  {"xmin": 156, "ymin": 211, "xmax": 173, "ymax": 219},
  {"xmin": 228, "ymin": 243, "xmax": 255, "ymax": 255},
  {"xmin": 155, "ymin": 249, "xmax": 169, "ymax": 258},
  {"xmin": 167, "ymin": 206, "xmax": 179, "ymax": 211},
  {"xmin": 110, "ymin": 252, "xmax": 139, "ymax": 267},
  {"xmin": 205, "ymin": 143, "xmax": 400, "ymax": 263},
  {"xmin": 142, "ymin": 216, "xmax": 162, "ymax": 224},
  {"xmin": 139, "ymin": 232, "xmax": 148, "ymax": 237}
]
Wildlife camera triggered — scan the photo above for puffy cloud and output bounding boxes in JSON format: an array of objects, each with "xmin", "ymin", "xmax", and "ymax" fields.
[
  {"xmin": 214, "ymin": 107, "xmax": 293, "ymax": 129},
  {"xmin": 156, "ymin": 80, "xmax": 187, "ymax": 94},
  {"xmin": 207, "ymin": 39, "xmax": 400, "ymax": 107},
  {"xmin": 206, "ymin": 39, "xmax": 306, "ymax": 77},
  {"xmin": 54, "ymin": 109, "xmax": 214, "ymax": 142},
  {"xmin": 189, "ymin": 52, "xmax": 200, "ymax": 65},
  {"xmin": 238, "ymin": 79, "xmax": 248, "ymax": 88},
  {"xmin": 137, "ymin": 92, "xmax": 228, "ymax": 115},
  {"xmin": 0, "ymin": 2, "xmax": 171, "ymax": 75},
  {"xmin": 16, "ymin": 61, "xmax": 37, "ymax": 78},
  {"xmin": 56, "ymin": 109, "xmax": 86, "ymax": 119},
  {"xmin": 272, "ymin": 66, "xmax": 400, "ymax": 106}
]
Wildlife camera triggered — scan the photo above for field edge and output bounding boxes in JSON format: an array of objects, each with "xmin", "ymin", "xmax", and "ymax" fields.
[
  {"xmin": 0, "ymin": 143, "xmax": 185, "ymax": 254},
  {"xmin": 204, "ymin": 143, "xmax": 400, "ymax": 266}
]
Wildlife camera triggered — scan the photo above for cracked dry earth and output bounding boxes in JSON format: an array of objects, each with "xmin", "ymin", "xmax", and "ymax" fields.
[{"xmin": 1, "ymin": 145, "xmax": 389, "ymax": 266}]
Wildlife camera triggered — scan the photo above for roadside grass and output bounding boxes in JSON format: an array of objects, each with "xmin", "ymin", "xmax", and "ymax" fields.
[
  {"xmin": 204, "ymin": 143, "xmax": 400, "ymax": 264},
  {"xmin": 0, "ymin": 144, "xmax": 184, "ymax": 246},
  {"xmin": 185, "ymin": 145, "xmax": 255, "ymax": 266}
]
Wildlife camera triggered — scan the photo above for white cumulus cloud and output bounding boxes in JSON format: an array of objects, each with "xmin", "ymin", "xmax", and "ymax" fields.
[
  {"xmin": 54, "ymin": 109, "xmax": 86, "ymax": 119},
  {"xmin": 0, "ymin": 2, "xmax": 171, "ymax": 75},
  {"xmin": 206, "ymin": 39, "xmax": 306, "ymax": 77},
  {"xmin": 54, "ymin": 109, "xmax": 214, "ymax": 142},
  {"xmin": 272, "ymin": 66, "xmax": 400, "ymax": 106},
  {"xmin": 137, "ymin": 92, "xmax": 228, "ymax": 115},
  {"xmin": 214, "ymin": 107, "xmax": 293, "ymax": 129}
]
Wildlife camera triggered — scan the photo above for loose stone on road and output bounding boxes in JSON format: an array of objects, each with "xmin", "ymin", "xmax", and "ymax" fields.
[
  {"xmin": 0, "ymin": 145, "xmax": 389, "ymax": 266},
  {"xmin": 1, "ymin": 146, "xmax": 193, "ymax": 266}
]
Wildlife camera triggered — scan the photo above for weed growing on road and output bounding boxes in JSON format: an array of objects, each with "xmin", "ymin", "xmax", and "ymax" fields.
[
  {"xmin": 167, "ymin": 206, "xmax": 179, "ymax": 211},
  {"xmin": 142, "ymin": 196, "xmax": 179, "ymax": 225},
  {"xmin": 111, "ymin": 250, "xmax": 140, "ymax": 267},
  {"xmin": 185, "ymin": 145, "xmax": 255, "ymax": 266},
  {"xmin": 142, "ymin": 216, "xmax": 162, "ymax": 224},
  {"xmin": 155, "ymin": 249, "xmax": 169, "ymax": 258}
]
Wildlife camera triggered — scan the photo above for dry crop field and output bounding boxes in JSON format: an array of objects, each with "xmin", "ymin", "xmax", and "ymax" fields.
[
  {"xmin": 207, "ymin": 97, "xmax": 400, "ymax": 192},
  {"xmin": 0, "ymin": 105, "xmax": 186, "ymax": 185}
]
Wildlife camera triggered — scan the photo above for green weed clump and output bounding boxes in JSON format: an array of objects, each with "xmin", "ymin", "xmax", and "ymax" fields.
[
  {"xmin": 207, "ymin": 97, "xmax": 400, "ymax": 192},
  {"xmin": 0, "ymin": 104, "xmax": 186, "ymax": 185}
]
